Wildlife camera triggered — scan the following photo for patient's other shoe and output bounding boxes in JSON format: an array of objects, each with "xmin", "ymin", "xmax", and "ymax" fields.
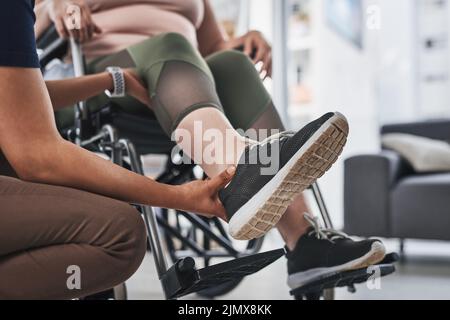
[
  {"xmin": 286, "ymin": 213, "xmax": 386, "ymax": 290},
  {"xmin": 220, "ymin": 112, "xmax": 349, "ymax": 240}
]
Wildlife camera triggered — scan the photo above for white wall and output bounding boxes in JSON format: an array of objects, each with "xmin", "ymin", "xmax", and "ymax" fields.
[
  {"xmin": 376, "ymin": 0, "xmax": 417, "ymax": 124},
  {"xmin": 311, "ymin": 0, "xmax": 417, "ymax": 227},
  {"xmin": 246, "ymin": 0, "xmax": 423, "ymax": 228},
  {"xmin": 248, "ymin": 0, "xmax": 273, "ymax": 38},
  {"xmin": 312, "ymin": 0, "xmax": 375, "ymax": 227}
]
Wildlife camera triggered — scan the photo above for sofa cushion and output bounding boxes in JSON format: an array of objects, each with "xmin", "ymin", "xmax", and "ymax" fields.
[
  {"xmin": 391, "ymin": 173, "xmax": 450, "ymax": 241},
  {"xmin": 382, "ymin": 133, "xmax": 450, "ymax": 173}
]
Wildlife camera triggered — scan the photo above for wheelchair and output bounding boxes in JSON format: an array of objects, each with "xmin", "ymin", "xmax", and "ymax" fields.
[{"xmin": 37, "ymin": 26, "xmax": 398, "ymax": 300}]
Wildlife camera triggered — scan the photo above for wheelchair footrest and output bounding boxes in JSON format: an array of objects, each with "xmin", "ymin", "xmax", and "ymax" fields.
[
  {"xmin": 162, "ymin": 248, "xmax": 286, "ymax": 299},
  {"xmin": 290, "ymin": 253, "xmax": 399, "ymax": 300}
]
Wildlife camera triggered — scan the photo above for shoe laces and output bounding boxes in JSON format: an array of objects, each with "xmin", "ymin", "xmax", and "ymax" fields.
[
  {"xmin": 304, "ymin": 213, "xmax": 351, "ymax": 244},
  {"xmin": 248, "ymin": 131, "xmax": 294, "ymax": 152}
]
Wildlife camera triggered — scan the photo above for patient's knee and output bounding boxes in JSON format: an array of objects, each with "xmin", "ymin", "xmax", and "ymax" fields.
[
  {"xmin": 209, "ymin": 50, "xmax": 253, "ymax": 71},
  {"xmin": 207, "ymin": 50, "xmax": 258, "ymax": 84}
]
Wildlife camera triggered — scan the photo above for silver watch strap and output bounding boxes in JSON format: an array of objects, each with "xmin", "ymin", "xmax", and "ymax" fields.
[{"xmin": 105, "ymin": 67, "xmax": 125, "ymax": 98}]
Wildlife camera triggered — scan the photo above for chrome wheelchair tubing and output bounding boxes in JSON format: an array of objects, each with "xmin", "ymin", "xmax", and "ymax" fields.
[
  {"xmin": 37, "ymin": 37, "xmax": 66, "ymax": 67},
  {"xmin": 70, "ymin": 38, "xmax": 85, "ymax": 77},
  {"xmin": 69, "ymin": 41, "xmax": 169, "ymax": 279},
  {"xmin": 157, "ymin": 215, "xmax": 206, "ymax": 256},
  {"xmin": 67, "ymin": 38, "xmax": 259, "ymax": 272},
  {"xmin": 175, "ymin": 212, "xmax": 239, "ymax": 256},
  {"xmin": 79, "ymin": 125, "xmax": 114, "ymax": 148},
  {"xmin": 78, "ymin": 125, "xmax": 121, "ymax": 163},
  {"xmin": 77, "ymin": 121, "xmax": 170, "ymax": 293},
  {"xmin": 70, "ymin": 39, "xmax": 90, "ymax": 145},
  {"xmin": 118, "ymin": 139, "xmax": 169, "ymax": 282},
  {"xmin": 102, "ymin": 125, "xmax": 122, "ymax": 165},
  {"xmin": 38, "ymin": 32, "xmax": 319, "ymax": 300},
  {"xmin": 310, "ymin": 182, "xmax": 335, "ymax": 300},
  {"xmin": 311, "ymin": 183, "xmax": 334, "ymax": 229}
]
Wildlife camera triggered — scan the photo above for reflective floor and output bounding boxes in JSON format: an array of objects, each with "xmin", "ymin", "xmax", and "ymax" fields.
[
  {"xmin": 126, "ymin": 235, "xmax": 450, "ymax": 300},
  {"xmin": 133, "ymin": 155, "xmax": 450, "ymax": 300}
]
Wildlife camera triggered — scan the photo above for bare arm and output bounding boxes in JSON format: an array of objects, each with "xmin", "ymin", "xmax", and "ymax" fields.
[
  {"xmin": 45, "ymin": 70, "xmax": 150, "ymax": 110},
  {"xmin": 46, "ymin": 72, "xmax": 113, "ymax": 110},
  {"xmin": 0, "ymin": 67, "xmax": 232, "ymax": 219},
  {"xmin": 197, "ymin": 0, "xmax": 228, "ymax": 56},
  {"xmin": 46, "ymin": 69, "xmax": 150, "ymax": 110},
  {"xmin": 35, "ymin": 0, "xmax": 52, "ymax": 39}
]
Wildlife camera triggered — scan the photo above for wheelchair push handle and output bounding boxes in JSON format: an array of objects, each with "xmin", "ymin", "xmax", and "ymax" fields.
[
  {"xmin": 67, "ymin": 37, "xmax": 93, "ymax": 143},
  {"xmin": 70, "ymin": 38, "xmax": 86, "ymax": 77}
]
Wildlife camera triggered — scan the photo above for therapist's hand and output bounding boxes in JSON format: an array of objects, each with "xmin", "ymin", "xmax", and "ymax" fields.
[
  {"xmin": 48, "ymin": 0, "xmax": 102, "ymax": 42},
  {"xmin": 224, "ymin": 31, "xmax": 272, "ymax": 80},
  {"xmin": 177, "ymin": 167, "xmax": 236, "ymax": 220}
]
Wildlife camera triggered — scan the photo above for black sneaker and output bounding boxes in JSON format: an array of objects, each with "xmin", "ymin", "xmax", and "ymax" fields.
[
  {"xmin": 220, "ymin": 112, "xmax": 349, "ymax": 240},
  {"xmin": 286, "ymin": 214, "xmax": 386, "ymax": 289}
]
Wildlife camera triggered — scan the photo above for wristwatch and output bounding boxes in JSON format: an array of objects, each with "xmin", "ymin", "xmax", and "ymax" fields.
[{"xmin": 105, "ymin": 66, "xmax": 126, "ymax": 98}]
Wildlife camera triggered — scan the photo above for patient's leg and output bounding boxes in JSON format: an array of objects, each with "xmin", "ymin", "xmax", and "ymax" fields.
[
  {"xmin": 151, "ymin": 46, "xmax": 342, "ymax": 241},
  {"xmin": 204, "ymin": 52, "xmax": 386, "ymax": 280},
  {"xmin": 89, "ymin": 33, "xmax": 348, "ymax": 240},
  {"xmin": 176, "ymin": 107, "xmax": 249, "ymax": 178},
  {"xmin": 88, "ymin": 35, "xmax": 250, "ymax": 177},
  {"xmin": 207, "ymin": 50, "xmax": 312, "ymax": 249}
]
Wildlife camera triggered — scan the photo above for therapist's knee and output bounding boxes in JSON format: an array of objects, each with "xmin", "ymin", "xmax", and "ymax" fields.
[{"xmin": 107, "ymin": 203, "xmax": 147, "ymax": 281}]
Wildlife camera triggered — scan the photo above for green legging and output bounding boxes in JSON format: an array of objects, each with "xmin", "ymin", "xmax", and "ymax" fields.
[{"xmin": 56, "ymin": 32, "xmax": 285, "ymax": 139}]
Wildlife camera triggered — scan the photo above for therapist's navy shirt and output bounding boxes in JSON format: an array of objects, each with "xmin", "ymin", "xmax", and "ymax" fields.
[{"xmin": 0, "ymin": 0, "xmax": 39, "ymax": 68}]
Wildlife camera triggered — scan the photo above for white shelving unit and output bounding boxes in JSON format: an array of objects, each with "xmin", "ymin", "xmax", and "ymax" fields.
[
  {"xmin": 273, "ymin": 0, "xmax": 321, "ymax": 130},
  {"xmin": 415, "ymin": 0, "xmax": 450, "ymax": 119},
  {"xmin": 288, "ymin": 35, "xmax": 316, "ymax": 51},
  {"xmin": 376, "ymin": 0, "xmax": 450, "ymax": 124},
  {"xmin": 212, "ymin": 0, "xmax": 321, "ymax": 129}
]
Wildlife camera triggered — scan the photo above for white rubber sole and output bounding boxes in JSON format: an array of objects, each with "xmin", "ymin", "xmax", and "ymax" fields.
[
  {"xmin": 228, "ymin": 112, "xmax": 349, "ymax": 240},
  {"xmin": 287, "ymin": 241, "xmax": 386, "ymax": 290}
]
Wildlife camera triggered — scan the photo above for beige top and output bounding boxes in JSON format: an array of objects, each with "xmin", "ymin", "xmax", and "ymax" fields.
[{"xmin": 79, "ymin": 0, "xmax": 225, "ymax": 59}]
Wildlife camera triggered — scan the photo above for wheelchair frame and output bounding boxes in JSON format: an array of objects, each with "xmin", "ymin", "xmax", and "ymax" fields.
[
  {"xmin": 38, "ymin": 30, "xmax": 396, "ymax": 300},
  {"xmin": 66, "ymin": 38, "xmax": 286, "ymax": 299}
]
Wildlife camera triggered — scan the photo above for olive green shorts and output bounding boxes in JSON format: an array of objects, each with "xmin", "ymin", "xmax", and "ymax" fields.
[{"xmin": 55, "ymin": 32, "xmax": 273, "ymax": 136}]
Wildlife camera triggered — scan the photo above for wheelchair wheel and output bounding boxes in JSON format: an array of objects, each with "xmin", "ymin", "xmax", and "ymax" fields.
[
  {"xmin": 113, "ymin": 283, "xmax": 128, "ymax": 300},
  {"xmin": 159, "ymin": 208, "xmax": 264, "ymax": 298},
  {"xmin": 323, "ymin": 289, "xmax": 335, "ymax": 300}
]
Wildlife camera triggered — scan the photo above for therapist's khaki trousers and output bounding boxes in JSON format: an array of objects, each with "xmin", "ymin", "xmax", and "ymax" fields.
[{"xmin": 0, "ymin": 153, "xmax": 147, "ymax": 300}]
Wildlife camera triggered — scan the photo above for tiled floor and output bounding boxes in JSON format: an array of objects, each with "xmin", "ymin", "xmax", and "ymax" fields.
[{"xmin": 126, "ymin": 235, "xmax": 450, "ymax": 300}]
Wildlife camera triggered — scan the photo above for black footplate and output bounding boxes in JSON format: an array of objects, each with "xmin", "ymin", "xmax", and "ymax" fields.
[
  {"xmin": 290, "ymin": 253, "xmax": 399, "ymax": 300},
  {"xmin": 161, "ymin": 248, "xmax": 286, "ymax": 299}
]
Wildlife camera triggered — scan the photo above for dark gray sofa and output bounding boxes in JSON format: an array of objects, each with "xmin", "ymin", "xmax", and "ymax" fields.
[{"xmin": 344, "ymin": 119, "xmax": 450, "ymax": 242}]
